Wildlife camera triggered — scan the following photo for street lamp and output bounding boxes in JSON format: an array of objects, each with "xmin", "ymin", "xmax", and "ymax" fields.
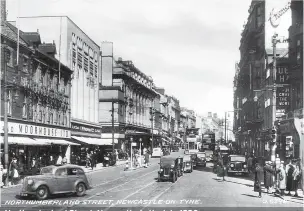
[{"xmin": 139, "ymin": 138, "xmax": 142, "ymax": 167}]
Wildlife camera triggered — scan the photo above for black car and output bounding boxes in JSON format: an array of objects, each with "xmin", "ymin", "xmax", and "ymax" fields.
[
  {"xmin": 226, "ymin": 155, "xmax": 248, "ymax": 176},
  {"xmin": 158, "ymin": 156, "xmax": 184, "ymax": 183},
  {"xmin": 196, "ymin": 152, "xmax": 206, "ymax": 167}
]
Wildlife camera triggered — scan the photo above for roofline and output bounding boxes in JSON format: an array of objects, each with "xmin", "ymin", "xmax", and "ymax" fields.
[{"xmin": 17, "ymin": 16, "xmax": 100, "ymax": 49}]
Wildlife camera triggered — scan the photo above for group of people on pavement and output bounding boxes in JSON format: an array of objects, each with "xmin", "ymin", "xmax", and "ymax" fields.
[
  {"xmin": 130, "ymin": 148, "xmax": 150, "ymax": 168},
  {"xmin": 253, "ymin": 158, "xmax": 302, "ymax": 198}
]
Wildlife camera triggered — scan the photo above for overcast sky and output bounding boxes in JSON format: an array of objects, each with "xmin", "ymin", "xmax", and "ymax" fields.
[{"xmin": 7, "ymin": 0, "xmax": 251, "ymax": 117}]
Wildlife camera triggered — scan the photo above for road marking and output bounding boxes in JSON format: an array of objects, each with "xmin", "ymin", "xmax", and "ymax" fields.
[{"xmin": 104, "ymin": 181, "xmax": 156, "ymax": 211}]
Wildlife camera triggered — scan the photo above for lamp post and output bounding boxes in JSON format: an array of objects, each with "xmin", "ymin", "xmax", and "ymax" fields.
[
  {"xmin": 3, "ymin": 41, "xmax": 11, "ymax": 186},
  {"xmin": 139, "ymin": 138, "xmax": 142, "ymax": 167},
  {"xmin": 130, "ymin": 137, "xmax": 133, "ymax": 169}
]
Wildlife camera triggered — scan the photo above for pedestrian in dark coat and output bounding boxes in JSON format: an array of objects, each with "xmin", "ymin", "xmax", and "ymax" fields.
[
  {"xmin": 264, "ymin": 161, "xmax": 275, "ymax": 193},
  {"xmin": 292, "ymin": 163, "xmax": 301, "ymax": 197},
  {"xmin": 144, "ymin": 152, "xmax": 149, "ymax": 168},
  {"xmin": 30, "ymin": 157, "xmax": 39, "ymax": 175},
  {"xmin": 285, "ymin": 159, "xmax": 295, "ymax": 195},
  {"xmin": 254, "ymin": 163, "xmax": 263, "ymax": 198}
]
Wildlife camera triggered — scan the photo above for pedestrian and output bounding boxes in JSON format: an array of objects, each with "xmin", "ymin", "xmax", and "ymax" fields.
[
  {"xmin": 254, "ymin": 162, "xmax": 263, "ymax": 198},
  {"xmin": 264, "ymin": 161, "xmax": 275, "ymax": 193},
  {"xmin": 277, "ymin": 161, "xmax": 286, "ymax": 197},
  {"xmin": 217, "ymin": 156, "xmax": 225, "ymax": 181},
  {"xmin": 30, "ymin": 157, "xmax": 40, "ymax": 175},
  {"xmin": 56, "ymin": 153, "xmax": 63, "ymax": 165},
  {"xmin": 285, "ymin": 159, "xmax": 295, "ymax": 195},
  {"xmin": 62, "ymin": 154, "xmax": 67, "ymax": 165},
  {"xmin": 86, "ymin": 152, "xmax": 91, "ymax": 168},
  {"xmin": 10, "ymin": 157, "xmax": 19, "ymax": 185},
  {"xmin": 90, "ymin": 151, "xmax": 95, "ymax": 170},
  {"xmin": 292, "ymin": 162, "xmax": 301, "ymax": 197},
  {"xmin": 144, "ymin": 151, "xmax": 149, "ymax": 168}
]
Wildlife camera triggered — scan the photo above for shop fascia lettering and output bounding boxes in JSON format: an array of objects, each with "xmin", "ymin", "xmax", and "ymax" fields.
[
  {"xmin": 71, "ymin": 123, "xmax": 101, "ymax": 133},
  {"xmin": 0, "ymin": 121, "xmax": 71, "ymax": 138}
]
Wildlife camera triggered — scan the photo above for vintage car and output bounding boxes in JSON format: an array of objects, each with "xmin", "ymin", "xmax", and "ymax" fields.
[
  {"xmin": 226, "ymin": 155, "xmax": 248, "ymax": 176},
  {"xmin": 20, "ymin": 164, "xmax": 92, "ymax": 200},
  {"xmin": 103, "ymin": 149, "xmax": 117, "ymax": 167},
  {"xmin": 152, "ymin": 148, "xmax": 163, "ymax": 158},
  {"xmin": 196, "ymin": 152, "xmax": 207, "ymax": 167},
  {"xmin": 183, "ymin": 154, "xmax": 193, "ymax": 173},
  {"xmin": 205, "ymin": 150, "xmax": 213, "ymax": 162},
  {"xmin": 158, "ymin": 156, "xmax": 183, "ymax": 183}
]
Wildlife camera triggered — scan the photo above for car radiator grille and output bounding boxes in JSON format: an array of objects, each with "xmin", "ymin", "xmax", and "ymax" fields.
[{"xmin": 163, "ymin": 168, "xmax": 170, "ymax": 176}]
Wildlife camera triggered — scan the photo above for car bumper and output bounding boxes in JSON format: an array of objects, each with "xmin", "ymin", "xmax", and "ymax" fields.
[{"xmin": 20, "ymin": 191, "xmax": 36, "ymax": 197}]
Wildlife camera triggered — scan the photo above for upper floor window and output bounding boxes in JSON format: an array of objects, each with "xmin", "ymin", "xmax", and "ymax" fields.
[
  {"xmin": 22, "ymin": 56, "xmax": 29, "ymax": 73},
  {"xmin": 7, "ymin": 90, "xmax": 12, "ymax": 116},
  {"xmin": 77, "ymin": 50, "xmax": 83, "ymax": 69},
  {"xmin": 297, "ymin": 39, "xmax": 301, "ymax": 64},
  {"xmin": 84, "ymin": 55, "xmax": 89, "ymax": 72},
  {"xmin": 22, "ymin": 96, "xmax": 28, "ymax": 118},
  {"xmin": 6, "ymin": 48, "xmax": 14, "ymax": 67}
]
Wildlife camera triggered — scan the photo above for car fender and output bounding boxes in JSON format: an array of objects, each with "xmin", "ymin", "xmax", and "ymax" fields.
[
  {"xmin": 32, "ymin": 181, "xmax": 53, "ymax": 193},
  {"xmin": 73, "ymin": 179, "xmax": 87, "ymax": 190}
]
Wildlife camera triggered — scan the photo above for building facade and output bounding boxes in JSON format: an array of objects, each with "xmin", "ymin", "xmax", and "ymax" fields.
[
  {"xmin": 99, "ymin": 50, "xmax": 159, "ymax": 152},
  {"xmin": 1, "ymin": 12, "xmax": 74, "ymax": 168},
  {"xmin": 16, "ymin": 16, "xmax": 102, "ymax": 144}
]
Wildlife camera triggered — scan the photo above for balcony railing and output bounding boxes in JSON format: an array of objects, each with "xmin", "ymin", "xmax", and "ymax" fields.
[{"xmin": 282, "ymin": 108, "xmax": 303, "ymax": 120}]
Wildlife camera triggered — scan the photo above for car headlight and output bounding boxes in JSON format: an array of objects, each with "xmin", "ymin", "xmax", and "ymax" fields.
[
  {"xmin": 186, "ymin": 163, "xmax": 190, "ymax": 166},
  {"xmin": 27, "ymin": 179, "xmax": 34, "ymax": 186},
  {"xmin": 160, "ymin": 169, "xmax": 163, "ymax": 171},
  {"xmin": 171, "ymin": 164, "xmax": 174, "ymax": 168},
  {"xmin": 243, "ymin": 165, "xmax": 247, "ymax": 168},
  {"xmin": 230, "ymin": 164, "xmax": 234, "ymax": 168}
]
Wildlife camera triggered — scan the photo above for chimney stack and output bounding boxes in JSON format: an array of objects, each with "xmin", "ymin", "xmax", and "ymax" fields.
[{"xmin": 1, "ymin": 0, "xmax": 6, "ymax": 22}]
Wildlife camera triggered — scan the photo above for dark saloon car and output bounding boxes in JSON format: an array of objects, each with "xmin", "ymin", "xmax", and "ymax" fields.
[
  {"xmin": 196, "ymin": 152, "xmax": 207, "ymax": 167},
  {"xmin": 158, "ymin": 156, "xmax": 183, "ymax": 183},
  {"xmin": 183, "ymin": 154, "xmax": 193, "ymax": 173},
  {"xmin": 226, "ymin": 155, "xmax": 248, "ymax": 176},
  {"xmin": 20, "ymin": 165, "xmax": 92, "ymax": 200}
]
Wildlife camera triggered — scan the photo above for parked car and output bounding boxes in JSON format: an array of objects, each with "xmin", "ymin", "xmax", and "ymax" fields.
[
  {"xmin": 20, "ymin": 164, "xmax": 92, "ymax": 200},
  {"xmin": 196, "ymin": 152, "xmax": 207, "ymax": 167},
  {"xmin": 226, "ymin": 155, "xmax": 248, "ymax": 176},
  {"xmin": 152, "ymin": 148, "xmax": 163, "ymax": 158},
  {"xmin": 103, "ymin": 150, "xmax": 117, "ymax": 167},
  {"xmin": 183, "ymin": 154, "xmax": 193, "ymax": 173},
  {"xmin": 158, "ymin": 156, "xmax": 183, "ymax": 183}
]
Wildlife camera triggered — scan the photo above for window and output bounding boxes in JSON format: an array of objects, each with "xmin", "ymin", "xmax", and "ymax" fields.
[
  {"xmin": 64, "ymin": 115, "xmax": 67, "ymax": 126},
  {"xmin": 22, "ymin": 56, "xmax": 28, "ymax": 73},
  {"xmin": 297, "ymin": 39, "xmax": 301, "ymax": 64},
  {"xmin": 54, "ymin": 110, "xmax": 57, "ymax": 124},
  {"xmin": 67, "ymin": 168, "xmax": 78, "ymax": 176},
  {"xmin": 84, "ymin": 55, "xmax": 88, "ymax": 72},
  {"xmin": 89, "ymin": 61, "xmax": 94, "ymax": 75},
  {"xmin": 95, "ymin": 64, "xmax": 98, "ymax": 78},
  {"xmin": 22, "ymin": 96, "xmax": 27, "ymax": 118},
  {"xmin": 55, "ymin": 168, "xmax": 67, "ymax": 176},
  {"xmin": 7, "ymin": 90, "xmax": 12, "ymax": 115},
  {"xmin": 77, "ymin": 51, "xmax": 83, "ymax": 69},
  {"xmin": 6, "ymin": 48, "xmax": 13, "ymax": 67},
  {"xmin": 49, "ymin": 112, "xmax": 53, "ymax": 124}
]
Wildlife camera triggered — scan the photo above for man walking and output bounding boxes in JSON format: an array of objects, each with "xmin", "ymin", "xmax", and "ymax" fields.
[
  {"xmin": 286, "ymin": 159, "xmax": 295, "ymax": 196},
  {"xmin": 247, "ymin": 155, "xmax": 253, "ymax": 174}
]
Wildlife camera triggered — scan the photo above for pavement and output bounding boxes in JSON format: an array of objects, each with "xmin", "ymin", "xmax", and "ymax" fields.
[{"xmin": 1, "ymin": 150, "xmax": 303, "ymax": 211}]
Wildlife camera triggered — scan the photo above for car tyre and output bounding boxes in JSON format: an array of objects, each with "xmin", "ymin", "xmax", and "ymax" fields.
[
  {"xmin": 36, "ymin": 185, "xmax": 49, "ymax": 200},
  {"xmin": 76, "ymin": 182, "xmax": 86, "ymax": 197}
]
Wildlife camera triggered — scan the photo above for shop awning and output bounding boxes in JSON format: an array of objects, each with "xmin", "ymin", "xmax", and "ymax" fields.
[
  {"xmin": 91, "ymin": 138, "xmax": 118, "ymax": 145},
  {"xmin": 0, "ymin": 136, "xmax": 50, "ymax": 146},
  {"xmin": 71, "ymin": 136, "xmax": 117, "ymax": 145},
  {"xmin": 34, "ymin": 138, "xmax": 80, "ymax": 146}
]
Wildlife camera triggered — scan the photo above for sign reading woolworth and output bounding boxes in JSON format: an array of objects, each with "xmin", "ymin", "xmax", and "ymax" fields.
[{"xmin": 0, "ymin": 121, "xmax": 71, "ymax": 138}]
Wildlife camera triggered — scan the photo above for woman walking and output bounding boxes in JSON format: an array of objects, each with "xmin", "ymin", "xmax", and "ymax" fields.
[
  {"xmin": 264, "ymin": 161, "xmax": 275, "ymax": 193},
  {"xmin": 277, "ymin": 161, "xmax": 286, "ymax": 197},
  {"xmin": 292, "ymin": 163, "xmax": 302, "ymax": 197},
  {"xmin": 254, "ymin": 162, "xmax": 263, "ymax": 198}
]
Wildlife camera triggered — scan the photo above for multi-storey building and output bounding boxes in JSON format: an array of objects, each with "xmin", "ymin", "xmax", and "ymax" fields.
[
  {"xmin": 99, "ymin": 49, "xmax": 159, "ymax": 152},
  {"xmin": 181, "ymin": 108, "xmax": 196, "ymax": 128},
  {"xmin": 1, "ymin": 3, "xmax": 74, "ymax": 168},
  {"xmin": 15, "ymin": 16, "xmax": 102, "ymax": 146},
  {"xmin": 234, "ymin": 0, "xmax": 297, "ymax": 160},
  {"xmin": 168, "ymin": 96, "xmax": 181, "ymax": 143},
  {"xmin": 280, "ymin": 0, "xmax": 303, "ymax": 164}
]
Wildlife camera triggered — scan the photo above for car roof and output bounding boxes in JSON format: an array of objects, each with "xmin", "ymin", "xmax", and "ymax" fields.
[{"xmin": 45, "ymin": 164, "xmax": 82, "ymax": 170}]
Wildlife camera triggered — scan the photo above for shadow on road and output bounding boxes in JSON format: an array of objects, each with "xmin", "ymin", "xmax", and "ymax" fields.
[
  {"xmin": 241, "ymin": 193, "xmax": 260, "ymax": 198},
  {"xmin": 225, "ymin": 180, "xmax": 253, "ymax": 187}
]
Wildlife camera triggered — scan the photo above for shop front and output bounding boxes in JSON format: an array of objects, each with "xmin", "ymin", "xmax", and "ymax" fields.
[{"xmin": 0, "ymin": 119, "xmax": 74, "ymax": 171}]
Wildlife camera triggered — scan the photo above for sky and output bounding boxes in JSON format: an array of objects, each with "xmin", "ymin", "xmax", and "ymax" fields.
[{"xmin": 6, "ymin": 0, "xmax": 252, "ymax": 118}]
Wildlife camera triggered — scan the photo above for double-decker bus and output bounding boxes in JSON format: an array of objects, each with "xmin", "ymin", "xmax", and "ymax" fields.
[
  {"xmin": 185, "ymin": 128, "xmax": 200, "ymax": 152},
  {"xmin": 202, "ymin": 132, "xmax": 215, "ymax": 151}
]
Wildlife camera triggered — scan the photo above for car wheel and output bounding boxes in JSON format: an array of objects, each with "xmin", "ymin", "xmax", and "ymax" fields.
[
  {"xmin": 76, "ymin": 183, "xmax": 86, "ymax": 197},
  {"xmin": 36, "ymin": 185, "xmax": 49, "ymax": 200}
]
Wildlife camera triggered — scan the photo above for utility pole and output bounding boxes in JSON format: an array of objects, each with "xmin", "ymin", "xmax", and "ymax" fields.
[
  {"xmin": 151, "ymin": 107, "xmax": 154, "ymax": 150},
  {"xmin": 3, "ymin": 41, "xmax": 9, "ymax": 179},
  {"xmin": 224, "ymin": 112, "xmax": 227, "ymax": 144},
  {"xmin": 271, "ymin": 33, "xmax": 278, "ymax": 162},
  {"xmin": 112, "ymin": 102, "xmax": 115, "ymax": 153}
]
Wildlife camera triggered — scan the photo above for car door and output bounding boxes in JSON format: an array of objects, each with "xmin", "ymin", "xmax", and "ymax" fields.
[
  {"xmin": 66, "ymin": 167, "xmax": 80, "ymax": 191},
  {"xmin": 54, "ymin": 168, "xmax": 70, "ymax": 193}
]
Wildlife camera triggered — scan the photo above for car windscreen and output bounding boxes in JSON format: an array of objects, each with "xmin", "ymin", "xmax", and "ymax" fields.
[
  {"xmin": 40, "ymin": 167, "xmax": 54, "ymax": 175},
  {"xmin": 230, "ymin": 156, "xmax": 246, "ymax": 162}
]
